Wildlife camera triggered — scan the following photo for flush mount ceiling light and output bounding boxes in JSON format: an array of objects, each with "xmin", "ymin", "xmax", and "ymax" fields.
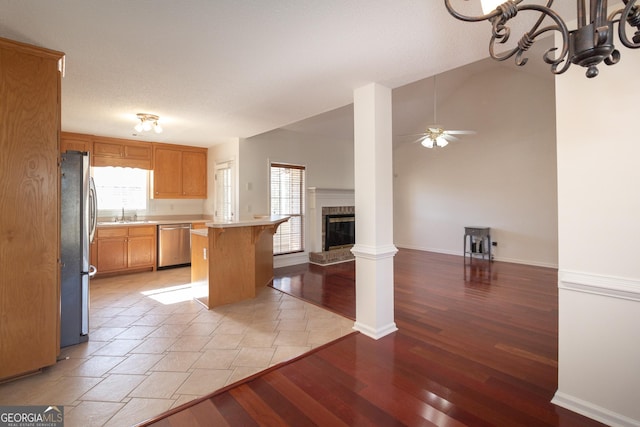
[
  {"xmin": 445, "ymin": 0, "xmax": 640, "ymax": 78},
  {"xmin": 134, "ymin": 113, "xmax": 163, "ymax": 133}
]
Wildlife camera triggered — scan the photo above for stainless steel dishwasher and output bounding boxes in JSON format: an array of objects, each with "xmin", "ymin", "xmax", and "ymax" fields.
[{"xmin": 158, "ymin": 223, "xmax": 192, "ymax": 268}]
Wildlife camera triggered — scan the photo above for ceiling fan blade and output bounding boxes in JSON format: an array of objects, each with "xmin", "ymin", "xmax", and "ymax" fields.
[
  {"xmin": 398, "ymin": 133, "xmax": 429, "ymax": 137},
  {"xmin": 446, "ymin": 130, "xmax": 476, "ymax": 135},
  {"xmin": 443, "ymin": 134, "xmax": 459, "ymax": 141}
]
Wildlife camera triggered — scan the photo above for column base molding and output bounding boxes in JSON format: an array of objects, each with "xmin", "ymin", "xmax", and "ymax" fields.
[
  {"xmin": 353, "ymin": 321, "xmax": 398, "ymax": 340},
  {"xmin": 351, "ymin": 243, "xmax": 398, "ymax": 260}
]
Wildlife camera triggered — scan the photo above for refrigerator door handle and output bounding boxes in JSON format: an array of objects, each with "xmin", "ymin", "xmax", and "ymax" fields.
[
  {"xmin": 88, "ymin": 264, "xmax": 97, "ymax": 278},
  {"xmin": 89, "ymin": 177, "xmax": 97, "ymax": 243}
]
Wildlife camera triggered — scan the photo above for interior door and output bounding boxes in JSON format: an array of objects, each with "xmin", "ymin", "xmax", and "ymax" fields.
[{"xmin": 215, "ymin": 160, "xmax": 235, "ymax": 222}]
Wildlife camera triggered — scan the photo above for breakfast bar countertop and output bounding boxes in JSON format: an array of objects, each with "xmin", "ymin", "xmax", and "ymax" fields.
[{"xmin": 204, "ymin": 215, "xmax": 290, "ymax": 229}]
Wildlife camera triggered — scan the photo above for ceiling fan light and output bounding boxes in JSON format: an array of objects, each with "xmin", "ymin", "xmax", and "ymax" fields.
[
  {"xmin": 142, "ymin": 120, "xmax": 153, "ymax": 131},
  {"xmin": 153, "ymin": 122, "xmax": 163, "ymax": 133},
  {"xmin": 421, "ymin": 138, "xmax": 434, "ymax": 148},
  {"xmin": 436, "ymin": 136, "xmax": 449, "ymax": 147},
  {"xmin": 134, "ymin": 121, "xmax": 144, "ymax": 132}
]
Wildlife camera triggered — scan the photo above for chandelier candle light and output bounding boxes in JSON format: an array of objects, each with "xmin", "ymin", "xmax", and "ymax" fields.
[
  {"xmin": 134, "ymin": 113, "xmax": 163, "ymax": 133},
  {"xmin": 444, "ymin": 0, "xmax": 640, "ymax": 77}
]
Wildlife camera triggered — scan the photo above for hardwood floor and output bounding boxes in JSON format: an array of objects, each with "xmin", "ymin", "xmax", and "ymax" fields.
[
  {"xmin": 140, "ymin": 249, "xmax": 606, "ymax": 427},
  {"xmin": 271, "ymin": 261, "xmax": 356, "ymax": 320}
]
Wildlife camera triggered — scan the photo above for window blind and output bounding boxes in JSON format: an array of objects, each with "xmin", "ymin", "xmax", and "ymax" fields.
[
  {"xmin": 93, "ymin": 166, "xmax": 148, "ymax": 211},
  {"xmin": 270, "ymin": 163, "xmax": 305, "ymax": 255}
]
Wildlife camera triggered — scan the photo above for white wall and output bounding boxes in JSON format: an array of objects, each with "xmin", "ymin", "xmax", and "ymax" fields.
[
  {"xmin": 553, "ymin": 47, "xmax": 640, "ymax": 426},
  {"xmin": 98, "ymin": 188, "xmax": 206, "ymax": 219},
  {"xmin": 147, "ymin": 198, "xmax": 205, "ymax": 217},
  {"xmin": 393, "ymin": 63, "xmax": 558, "ymax": 267},
  {"xmin": 238, "ymin": 127, "xmax": 354, "ymax": 266}
]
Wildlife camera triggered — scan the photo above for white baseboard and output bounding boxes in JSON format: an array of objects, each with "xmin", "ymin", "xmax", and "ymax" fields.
[
  {"xmin": 273, "ymin": 252, "xmax": 309, "ymax": 268},
  {"xmin": 394, "ymin": 244, "xmax": 558, "ymax": 268},
  {"xmin": 395, "ymin": 243, "xmax": 459, "ymax": 256},
  {"xmin": 552, "ymin": 391, "xmax": 640, "ymax": 427}
]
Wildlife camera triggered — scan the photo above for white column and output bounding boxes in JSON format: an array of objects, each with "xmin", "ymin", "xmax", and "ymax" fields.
[{"xmin": 351, "ymin": 82, "xmax": 398, "ymax": 339}]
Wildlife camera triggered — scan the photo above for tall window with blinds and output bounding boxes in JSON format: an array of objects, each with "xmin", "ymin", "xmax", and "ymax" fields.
[{"xmin": 270, "ymin": 163, "xmax": 305, "ymax": 255}]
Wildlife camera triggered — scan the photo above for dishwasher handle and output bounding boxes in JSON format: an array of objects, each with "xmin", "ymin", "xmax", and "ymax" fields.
[{"xmin": 159, "ymin": 224, "xmax": 192, "ymax": 231}]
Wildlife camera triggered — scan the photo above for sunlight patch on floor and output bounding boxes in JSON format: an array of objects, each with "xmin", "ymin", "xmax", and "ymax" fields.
[{"xmin": 140, "ymin": 283, "xmax": 194, "ymax": 305}]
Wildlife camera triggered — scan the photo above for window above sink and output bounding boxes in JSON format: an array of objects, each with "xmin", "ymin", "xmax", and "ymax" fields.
[{"xmin": 93, "ymin": 166, "xmax": 148, "ymax": 214}]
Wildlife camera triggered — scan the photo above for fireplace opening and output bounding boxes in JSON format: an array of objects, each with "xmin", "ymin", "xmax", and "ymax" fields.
[{"xmin": 324, "ymin": 214, "xmax": 355, "ymax": 251}]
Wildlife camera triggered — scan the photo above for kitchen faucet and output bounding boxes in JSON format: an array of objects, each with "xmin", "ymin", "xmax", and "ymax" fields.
[{"xmin": 120, "ymin": 207, "xmax": 125, "ymax": 222}]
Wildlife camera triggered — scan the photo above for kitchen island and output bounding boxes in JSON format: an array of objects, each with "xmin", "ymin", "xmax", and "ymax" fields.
[{"xmin": 191, "ymin": 215, "xmax": 289, "ymax": 308}]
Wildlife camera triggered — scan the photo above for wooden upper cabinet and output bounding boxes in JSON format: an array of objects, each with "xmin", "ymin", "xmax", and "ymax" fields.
[
  {"xmin": 152, "ymin": 143, "xmax": 207, "ymax": 199},
  {"xmin": 61, "ymin": 131, "xmax": 92, "ymax": 153},
  {"xmin": 153, "ymin": 146, "xmax": 183, "ymax": 198},
  {"xmin": 182, "ymin": 150, "xmax": 208, "ymax": 198},
  {"xmin": 93, "ymin": 139, "xmax": 122, "ymax": 158},
  {"xmin": 93, "ymin": 136, "xmax": 152, "ymax": 169}
]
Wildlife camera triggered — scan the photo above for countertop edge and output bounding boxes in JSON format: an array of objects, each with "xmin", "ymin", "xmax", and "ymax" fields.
[
  {"xmin": 97, "ymin": 218, "xmax": 211, "ymax": 227},
  {"xmin": 205, "ymin": 215, "xmax": 290, "ymax": 229}
]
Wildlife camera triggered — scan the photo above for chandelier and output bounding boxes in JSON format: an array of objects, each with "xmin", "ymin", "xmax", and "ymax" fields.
[
  {"xmin": 134, "ymin": 113, "xmax": 163, "ymax": 133},
  {"xmin": 444, "ymin": 0, "xmax": 640, "ymax": 78}
]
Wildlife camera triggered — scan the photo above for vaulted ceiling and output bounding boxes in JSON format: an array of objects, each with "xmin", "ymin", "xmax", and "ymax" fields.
[{"xmin": 0, "ymin": 1, "xmax": 573, "ymax": 147}]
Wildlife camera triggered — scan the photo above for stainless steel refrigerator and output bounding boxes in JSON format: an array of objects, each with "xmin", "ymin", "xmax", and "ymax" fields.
[{"xmin": 60, "ymin": 151, "xmax": 97, "ymax": 348}]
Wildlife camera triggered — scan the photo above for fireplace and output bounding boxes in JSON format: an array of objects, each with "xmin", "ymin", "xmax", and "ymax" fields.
[
  {"xmin": 307, "ymin": 188, "xmax": 355, "ymax": 265},
  {"xmin": 324, "ymin": 213, "xmax": 355, "ymax": 251}
]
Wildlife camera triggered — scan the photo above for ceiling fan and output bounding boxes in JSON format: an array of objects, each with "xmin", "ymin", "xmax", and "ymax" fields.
[{"xmin": 403, "ymin": 75, "xmax": 476, "ymax": 148}]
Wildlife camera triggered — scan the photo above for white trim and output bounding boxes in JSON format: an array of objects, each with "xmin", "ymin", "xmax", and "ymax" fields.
[
  {"xmin": 552, "ymin": 391, "xmax": 640, "ymax": 427},
  {"xmin": 350, "ymin": 243, "xmax": 398, "ymax": 260},
  {"xmin": 307, "ymin": 187, "xmax": 354, "ymax": 207},
  {"xmin": 395, "ymin": 243, "xmax": 460, "ymax": 257},
  {"xmin": 307, "ymin": 187, "xmax": 355, "ymax": 254},
  {"xmin": 558, "ymin": 270, "xmax": 640, "ymax": 302},
  {"xmin": 353, "ymin": 321, "xmax": 398, "ymax": 340},
  {"xmin": 273, "ymin": 252, "xmax": 309, "ymax": 268},
  {"xmin": 309, "ymin": 258, "xmax": 355, "ymax": 267}
]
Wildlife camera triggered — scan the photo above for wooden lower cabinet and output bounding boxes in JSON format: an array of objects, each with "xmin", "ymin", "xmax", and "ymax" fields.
[
  {"xmin": 128, "ymin": 228, "xmax": 156, "ymax": 269},
  {"xmin": 95, "ymin": 225, "xmax": 156, "ymax": 275}
]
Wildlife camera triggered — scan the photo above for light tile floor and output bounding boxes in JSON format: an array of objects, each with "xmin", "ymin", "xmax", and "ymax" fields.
[{"xmin": 0, "ymin": 267, "xmax": 355, "ymax": 427}]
